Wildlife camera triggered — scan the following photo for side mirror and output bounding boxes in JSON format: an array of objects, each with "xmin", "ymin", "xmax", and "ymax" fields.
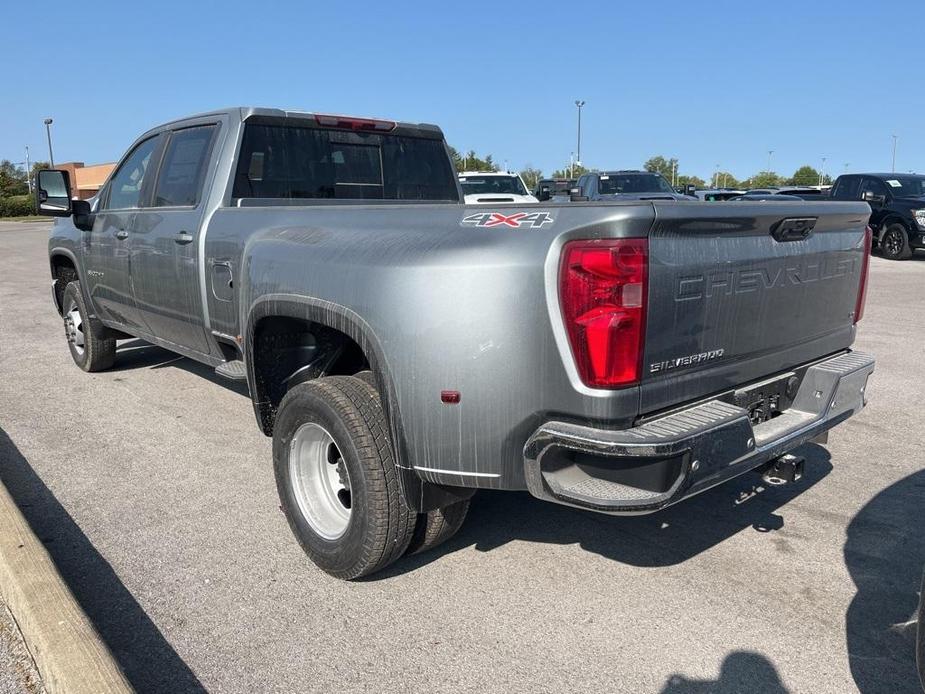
[
  {"xmin": 569, "ymin": 188, "xmax": 589, "ymax": 202},
  {"xmin": 35, "ymin": 169, "xmax": 73, "ymax": 217},
  {"xmin": 538, "ymin": 187, "xmax": 551, "ymax": 202},
  {"xmin": 72, "ymin": 199, "xmax": 94, "ymax": 231},
  {"xmin": 861, "ymin": 191, "xmax": 886, "ymax": 205},
  {"xmin": 684, "ymin": 184, "xmax": 697, "ymax": 197}
]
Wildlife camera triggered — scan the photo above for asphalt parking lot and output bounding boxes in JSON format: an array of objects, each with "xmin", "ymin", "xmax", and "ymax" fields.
[{"xmin": 0, "ymin": 219, "xmax": 922, "ymax": 693}]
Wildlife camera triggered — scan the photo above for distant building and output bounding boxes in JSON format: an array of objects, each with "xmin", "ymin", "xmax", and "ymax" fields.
[{"xmin": 57, "ymin": 162, "xmax": 115, "ymax": 200}]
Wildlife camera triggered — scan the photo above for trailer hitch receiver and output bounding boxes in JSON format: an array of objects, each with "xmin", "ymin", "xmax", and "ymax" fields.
[{"xmin": 758, "ymin": 453, "xmax": 805, "ymax": 486}]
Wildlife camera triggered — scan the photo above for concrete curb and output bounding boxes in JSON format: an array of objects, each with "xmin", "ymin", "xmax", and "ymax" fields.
[{"xmin": 0, "ymin": 480, "xmax": 133, "ymax": 693}]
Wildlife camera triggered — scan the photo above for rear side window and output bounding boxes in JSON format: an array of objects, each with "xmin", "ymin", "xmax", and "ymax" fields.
[
  {"xmin": 154, "ymin": 125, "xmax": 217, "ymax": 207},
  {"xmin": 233, "ymin": 124, "xmax": 458, "ymax": 201}
]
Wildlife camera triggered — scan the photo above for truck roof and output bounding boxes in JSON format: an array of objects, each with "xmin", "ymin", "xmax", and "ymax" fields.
[
  {"xmin": 458, "ymin": 171, "xmax": 518, "ymax": 177},
  {"xmin": 141, "ymin": 106, "xmax": 445, "ymax": 138},
  {"xmin": 845, "ymin": 172, "xmax": 923, "ymax": 178}
]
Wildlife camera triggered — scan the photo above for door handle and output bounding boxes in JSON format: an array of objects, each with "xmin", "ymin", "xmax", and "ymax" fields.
[
  {"xmin": 115, "ymin": 230, "xmax": 129, "ymax": 240},
  {"xmin": 174, "ymin": 231, "xmax": 194, "ymax": 245}
]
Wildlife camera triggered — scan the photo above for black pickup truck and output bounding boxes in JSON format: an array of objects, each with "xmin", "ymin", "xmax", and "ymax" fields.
[{"xmin": 830, "ymin": 173, "xmax": 925, "ymax": 260}]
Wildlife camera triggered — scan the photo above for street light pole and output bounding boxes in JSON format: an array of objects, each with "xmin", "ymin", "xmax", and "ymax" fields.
[
  {"xmin": 43, "ymin": 118, "xmax": 55, "ymax": 168},
  {"xmin": 891, "ymin": 134, "xmax": 898, "ymax": 173},
  {"xmin": 767, "ymin": 150, "xmax": 774, "ymax": 173},
  {"xmin": 25, "ymin": 146, "xmax": 32, "ymax": 193},
  {"xmin": 820, "ymin": 156, "xmax": 826, "ymax": 186},
  {"xmin": 574, "ymin": 100, "xmax": 585, "ymax": 166}
]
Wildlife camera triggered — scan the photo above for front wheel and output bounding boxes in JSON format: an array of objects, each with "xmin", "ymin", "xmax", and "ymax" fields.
[
  {"xmin": 62, "ymin": 281, "xmax": 116, "ymax": 372},
  {"xmin": 880, "ymin": 223, "xmax": 913, "ymax": 260},
  {"xmin": 273, "ymin": 376, "xmax": 416, "ymax": 579}
]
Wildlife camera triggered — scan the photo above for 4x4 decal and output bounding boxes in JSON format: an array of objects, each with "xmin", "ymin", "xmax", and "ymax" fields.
[{"xmin": 460, "ymin": 211, "xmax": 554, "ymax": 229}]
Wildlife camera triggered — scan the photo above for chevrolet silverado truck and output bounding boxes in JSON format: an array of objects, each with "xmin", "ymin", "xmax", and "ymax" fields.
[{"xmin": 37, "ymin": 107, "xmax": 875, "ymax": 580}]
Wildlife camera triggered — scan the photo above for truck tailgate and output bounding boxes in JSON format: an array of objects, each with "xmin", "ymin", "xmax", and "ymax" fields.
[{"xmin": 641, "ymin": 201, "xmax": 870, "ymax": 414}]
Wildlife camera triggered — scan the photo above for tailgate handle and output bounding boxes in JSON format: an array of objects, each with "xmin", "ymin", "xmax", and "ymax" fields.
[{"xmin": 771, "ymin": 217, "xmax": 817, "ymax": 242}]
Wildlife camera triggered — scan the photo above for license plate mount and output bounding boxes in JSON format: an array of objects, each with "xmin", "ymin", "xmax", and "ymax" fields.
[{"xmin": 730, "ymin": 372, "xmax": 798, "ymax": 425}]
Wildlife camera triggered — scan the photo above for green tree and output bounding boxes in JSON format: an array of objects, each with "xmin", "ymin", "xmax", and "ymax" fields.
[
  {"xmin": 448, "ymin": 146, "xmax": 497, "ymax": 173},
  {"xmin": 676, "ymin": 174, "xmax": 706, "ymax": 189},
  {"xmin": 712, "ymin": 171, "xmax": 740, "ymax": 189},
  {"xmin": 644, "ymin": 155, "xmax": 679, "ymax": 183},
  {"xmin": 551, "ymin": 163, "xmax": 589, "ymax": 179},
  {"xmin": 787, "ymin": 165, "xmax": 821, "ymax": 186},
  {"xmin": 748, "ymin": 171, "xmax": 784, "ymax": 188},
  {"xmin": 519, "ymin": 166, "xmax": 543, "ymax": 190},
  {"xmin": 0, "ymin": 160, "xmax": 28, "ymax": 197}
]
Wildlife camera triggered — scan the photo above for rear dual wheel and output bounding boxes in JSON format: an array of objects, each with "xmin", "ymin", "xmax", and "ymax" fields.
[
  {"xmin": 274, "ymin": 373, "xmax": 470, "ymax": 579},
  {"xmin": 353, "ymin": 370, "xmax": 471, "ymax": 556},
  {"xmin": 273, "ymin": 376, "xmax": 415, "ymax": 580}
]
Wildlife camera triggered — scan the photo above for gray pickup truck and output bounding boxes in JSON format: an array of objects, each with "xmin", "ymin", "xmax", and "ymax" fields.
[{"xmin": 37, "ymin": 107, "xmax": 875, "ymax": 579}]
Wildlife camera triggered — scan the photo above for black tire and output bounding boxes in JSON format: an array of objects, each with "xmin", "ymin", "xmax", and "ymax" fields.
[
  {"xmin": 354, "ymin": 370, "xmax": 376, "ymax": 389},
  {"xmin": 61, "ymin": 281, "xmax": 116, "ymax": 372},
  {"xmin": 354, "ymin": 367, "xmax": 470, "ymax": 556},
  {"xmin": 880, "ymin": 223, "xmax": 913, "ymax": 260},
  {"xmin": 273, "ymin": 376, "xmax": 415, "ymax": 579},
  {"xmin": 917, "ymin": 567, "xmax": 925, "ymax": 691},
  {"xmin": 405, "ymin": 498, "xmax": 470, "ymax": 556}
]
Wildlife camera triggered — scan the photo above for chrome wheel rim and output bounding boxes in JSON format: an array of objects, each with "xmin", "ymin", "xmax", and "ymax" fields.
[
  {"xmin": 288, "ymin": 423, "xmax": 352, "ymax": 540},
  {"xmin": 64, "ymin": 300, "xmax": 85, "ymax": 356}
]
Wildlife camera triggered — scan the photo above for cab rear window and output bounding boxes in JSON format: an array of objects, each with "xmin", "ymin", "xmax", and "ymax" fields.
[{"xmin": 233, "ymin": 124, "xmax": 458, "ymax": 201}]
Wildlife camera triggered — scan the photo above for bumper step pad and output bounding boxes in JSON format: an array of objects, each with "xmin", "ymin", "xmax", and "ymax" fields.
[{"xmin": 523, "ymin": 351, "xmax": 875, "ymax": 514}]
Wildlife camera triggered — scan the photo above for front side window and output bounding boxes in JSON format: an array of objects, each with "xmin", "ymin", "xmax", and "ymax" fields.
[
  {"xmin": 232, "ymin": 123, "xmax": 458, "ymax": 201},
  {"xmin": 860, "ymin": 177, "xmax": 888, "ymax": 198},
  {"xmin": 105, "ymin": 136, "xmax": 159, "ymax": 210},
  {"xmin": 154, "ymin": 125, "xmax": 217, "ymax": 207}
]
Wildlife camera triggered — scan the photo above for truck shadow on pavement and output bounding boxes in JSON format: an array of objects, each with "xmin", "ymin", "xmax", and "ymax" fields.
[
  {"xmin": 843, "ymin": 468, "xmax": 925, "ymax": 693},
  {"xmin": 658, "ymin": 651, "xmax": 789, "ymax": 693},
  {"xmin": 386, "ymin": 443, "xmax": 833, "ymax": 577},
  {"xmin": 0, "ymin": 428, "xmax": 207, "ymax": 693},
  {"xmin": 110, "ymin": 340, "xmax": 250, "ymax": 396}
]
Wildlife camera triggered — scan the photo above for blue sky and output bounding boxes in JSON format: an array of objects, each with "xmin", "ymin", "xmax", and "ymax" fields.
[{"xmin": 3, "ymin": 0, "xmax": 923, "ymax": 181}]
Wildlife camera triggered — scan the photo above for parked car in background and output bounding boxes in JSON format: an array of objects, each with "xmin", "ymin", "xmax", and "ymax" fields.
[
  {"xmin": 570, "ymin": 170, "xmax": 695, "ymax": 201},
  {"xmin": 458, "ymin": 171, "xmax": 538, "ymax": 204},
  {"xmin": 777, "ymin": 186, "xmax": 827, "ymax": 198},
  {"xmin": 36, "ymin": 106, "xmax": 875, "ymax": 580},
  {"xmin": 829, "ymin": 173, "xmax": 925, "ymax": 259},
  {"xmin": 695, "ymin": 189, "xmax": 746, "ymax": 201},
  {"xmin": 730, "ymin": 193, "xmax": 806, "ymax": 202},
  {"xmin": 535, "ymin": 178, "xmax": 575, "ymax": 201}
]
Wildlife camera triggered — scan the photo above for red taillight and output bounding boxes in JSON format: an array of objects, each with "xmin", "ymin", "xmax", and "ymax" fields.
[
  {"xmin": 559, "ymin": 238, "xmax": 648, "ymax": 388},
  {"xmin": 854, "ymin": 225, "xmax": 872, "ymax": 323},
  {"xmin": 313, "ymin": 114, "xmax": 396, "ymax": 132}
]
